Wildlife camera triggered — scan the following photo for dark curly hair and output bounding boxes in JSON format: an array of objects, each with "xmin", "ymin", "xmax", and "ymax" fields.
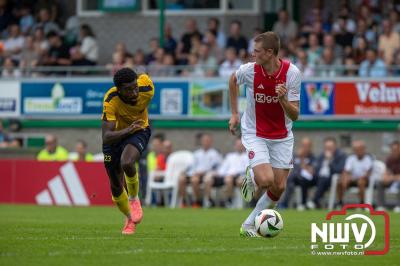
[{"xmin": 113, "ymin": 68, "xmax": 138, "ymax": 89}]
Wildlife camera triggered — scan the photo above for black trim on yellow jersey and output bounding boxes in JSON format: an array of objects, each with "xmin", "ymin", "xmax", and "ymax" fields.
[
  {"xmin": 139, "ymin": 86, "xmax": 152, "ymax": 92},
  {"xmin": 105, "ymin": 91, "xmax": 119, "ymax": 102},
  {"xmin": 103, "ymin": 112, "xmax": 107, "ymax": 121}
]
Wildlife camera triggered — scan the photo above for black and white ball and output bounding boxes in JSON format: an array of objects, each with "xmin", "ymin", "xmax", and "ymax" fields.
[{"xmin": 254, "ymin": 209, "xmax": 283, "ymax": 238}]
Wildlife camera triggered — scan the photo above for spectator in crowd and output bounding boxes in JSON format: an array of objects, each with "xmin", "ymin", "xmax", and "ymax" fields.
[
  {"xmin": 19, "ymin": 4, "xmax": 34, "ymax": 35},
  {"xmin": 359, "ymin": 48, "xmax": 387, "ymax": 77},
  {"xmin": 343, "ymin": 57, "xmax": 357, "ymax": 76},
  {"xmin": 158, "ymin": 53, "xmax": 176, "ymax": 77},
  {"xmin": 0, "ymin": 120, "xmax": 19, "ymax": 147},
  {"xmin": 218, "ymin": 47, "xmax": 242, "ymax": 77},
  {"xmin": 352, "ymin": 19, "xmax": 376, "ymax": 49},
  {"xmin": 322, "ymin": 33, "xmax": 343, "ymax": 59},
  {"xmin": 176, "ymin": 18, "xmax": 202, "ymax": 63},
  {"xmin": 163, "ymin": 23, "xmax": 177, "ymax": 54},
  {"xmin": 3, "ymin": 23, "xmax": 24, "ymax": 61},
  {"xmin": 71, "ymin": 24, "xmax": 98, "ymax": 66},
  {"xmin": 205, "ymin": 17, "xmax": 225, "ymax": 49},
  {"xmin": 106, "ymin": 50, "xmax": 125, "ymax": 75},
  {"xmin": 378, "ymin": 19, "xmax": 400, "ymax": 66},
  {"xmin": 280, "ymin": 137, "xmax": 315, "ymax": 210},
  {"xmin": 32, "ymin": 8, "xmax": 60, "ymax": 35},
  {"xmin": 376, "ymin": 141, "xmax": 400, "ymax": 212},
  {"xmin": 0, "ymin": 0, "xmax": 14, "ymax": 34},
  {"xmin": 334, "ymin": 16, "xmax": 354, "ymax": 49},
  {"xmin": 178, "ymin": 133, "xmax": 222, "ymax": 208},
  {"xmin": 68, "ymin": 139, "xmax": 94, "ymax": 162},
  {"xmin": 41, "ymin": 31, "xmax": 71, "ymax": 67},
  {"xmin": 332, "ymin": 6, "xmax": 356, "ymax": 33},
  {"xmin": 306, "ymin": 33, "xmax": 322, "ymax": 66},
  {"xmin": 32, "ymin": 26, "xmax": 48, "ymax": 55},
  {"xmin": 37, "ymin": 134, "xmax": 69, "ymax": 161},
  {"xmin": 34, "ymin": 0, "xmax": 59, "ymax": 23},
  {"xmin": 181, "ymin": 52, "xmax": 204, "ymax": 77},
  {"xmin": 247, "ymin": 27, "xmax": 263, "ymax": 54},
  {"xmin": 273, "ymin": 9, "xmax": 298, "ymax": 43},
  {"xmin": 226, "ymin": 20, "xmax": 248, "ymax": 55},
  {"xmin": 133, "ymin": 48, "xmax": 146, "ymax": 66},
  {"xmin": 295, "ymin": 49, "xmax": 314, "ymax": 77},
  {"xmin": 389, "ymin": 9, "xmax": 400, "ymax": 33},
  {"xmin": 145, "ymin": 37, "xmax": 159, "ymax": 65},
  {"xmin": 189, "ymin": 33, "xmax": 202, "ymax": 56},
  {"xmin": 198, "ymin": 43, "xmax": 217, "ymax": 77},
  {"xmin": 148, "ymin": 47, "xmax": 165, "ymax": 76},
  {"xmin": 352, "ymin": 36, "xmax": 368, "ymax": 64},
  {"xmin": 1, "ymin": 56, "xmax": 20, "ymax": 77},
  {"xmin": 20, "ymin": 35, "xmax": 39, "ymax": 69},
  {"xmin": 147, "ymin": 133, "xmax": 165, "ymax": 175},
  {"xmin": 307, "ymin": 137, "xmax": 346, "ymax": 209},
  {"xmin": 203, "ymin": 30, "xmax": 224, "ymax": 63},
  {"xmin": 337, "ymin": 140, "xmax": 373, "ymax": 206},
  {"xmin": 156, "ymin": 139, "xmax": 173, "ymax": 173},
  {"xmin": 393, "ymin": 52, "xmax": 400, "ymax": 75},
  {"xmin": 316, "ymin": 48, "xmax": 342, "ymax": 77},
  {"xmin": 203, "ymin": 137, "xmax": 247, "ymax": 208}
]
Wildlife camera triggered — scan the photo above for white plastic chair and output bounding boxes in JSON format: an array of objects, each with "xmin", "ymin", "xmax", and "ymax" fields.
[
  {"xmin": 145, "ymin": 150, "xmax": 194, "ymax": 208},
  {"xmin": 328, "ymin": 160, "xmax": 386, "ymax": 209}
]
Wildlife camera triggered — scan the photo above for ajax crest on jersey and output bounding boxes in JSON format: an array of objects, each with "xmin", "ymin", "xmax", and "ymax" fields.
[{"xmin": 254, "ymin": 209, "xmax": 284, "ymax": 238}]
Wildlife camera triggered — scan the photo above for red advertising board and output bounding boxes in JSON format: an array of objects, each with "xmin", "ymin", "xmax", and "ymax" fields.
[
  {"xmin": 0, "ymin": 160, "xmax": 113, "ymax": 206},
  {"xmin": 335, "ymin": 82, "xmax": 400, "ymax": 118}
]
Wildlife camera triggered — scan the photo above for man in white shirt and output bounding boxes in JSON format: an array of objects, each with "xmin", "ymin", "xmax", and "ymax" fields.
[
  {"xmin": 229, "ymin": 31, "xmax": 301, "ymax": 237},
  {"xmin": 203, "ymin": 137, "xmax": 248, "ymax": 208},
  {"xmin": 177, "ymin": 133, "xmax": 222, "ymax": 208},
  {"xmin": 337, "ymin": 140, "xmax": 373, "ymax": 206}
]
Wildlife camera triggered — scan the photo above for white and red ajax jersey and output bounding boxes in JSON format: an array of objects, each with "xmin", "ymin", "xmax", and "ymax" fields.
[{"xmin": 236, "ymin": 60, "xmax": 301, "ymax": 140}]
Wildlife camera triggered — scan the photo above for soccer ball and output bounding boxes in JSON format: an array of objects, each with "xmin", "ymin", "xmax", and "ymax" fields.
[{"xmin": 254, "ymin": 209, "xmax": 283, "ymax": 238}]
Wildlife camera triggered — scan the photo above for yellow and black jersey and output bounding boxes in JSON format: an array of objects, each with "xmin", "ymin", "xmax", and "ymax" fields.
[{"xmin": 102, "ymin": 73, "xmax": 154, "ymax": 131}]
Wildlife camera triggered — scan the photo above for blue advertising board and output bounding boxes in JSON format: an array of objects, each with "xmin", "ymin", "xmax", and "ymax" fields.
[
  {"xmin": 20, "ymin": 80, "xmax": 189, "ymax": 117},
  {"xmin": 300, "ymin": 82, "xmax": 335, "ymax": 116}
]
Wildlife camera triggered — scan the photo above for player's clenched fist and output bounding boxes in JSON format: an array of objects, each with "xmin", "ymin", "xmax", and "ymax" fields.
[
  {"xmin": 128, "ymin": 120, "xmax": 144, "ymax": 133},
  {"xmin": 229, "ymin": 114, "xmax": 240, "ymax": 135},
  {"xmin": 275, "ymin": 84, "xmax": 287, "ymax": 99}
]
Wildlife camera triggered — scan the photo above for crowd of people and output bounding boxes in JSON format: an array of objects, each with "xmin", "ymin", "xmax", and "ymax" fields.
[{"xmin": 1, "ymin": 1, "xmax": 400, "ymax": 77}]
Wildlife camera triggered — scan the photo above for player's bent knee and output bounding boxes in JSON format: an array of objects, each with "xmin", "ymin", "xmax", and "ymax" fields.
[
  {"xmin": 121, "ymin": 160, "xmax": 135, "ymax": 176},
  {"xmin": 257, "ymin": 174, "xmax": 274, "ymax": 188}
]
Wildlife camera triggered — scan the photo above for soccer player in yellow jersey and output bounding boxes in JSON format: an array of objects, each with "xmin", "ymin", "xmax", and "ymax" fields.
[{"xmin": 102, "ymin": 68, "xmax": 154, "ymax": 235}]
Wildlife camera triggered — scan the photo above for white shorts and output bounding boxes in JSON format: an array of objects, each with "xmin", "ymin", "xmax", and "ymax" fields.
[{"xmin": 241, "ymin": 134, "xmax": 294, "ymax": 169}]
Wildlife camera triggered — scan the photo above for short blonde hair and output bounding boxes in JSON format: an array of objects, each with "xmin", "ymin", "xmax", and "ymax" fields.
[{"xmin": 254, "ymin": 31, "xmax": 280, "ymax": 56}]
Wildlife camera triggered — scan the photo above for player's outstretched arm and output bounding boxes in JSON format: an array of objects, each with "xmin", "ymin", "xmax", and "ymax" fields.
[
  {"xmin": 102, "ymin": 120, "xmax": 143, "ymax": 145},
  {"xmin": 228, "ymin": 73, "xmax": 240, "ymax": 135}
]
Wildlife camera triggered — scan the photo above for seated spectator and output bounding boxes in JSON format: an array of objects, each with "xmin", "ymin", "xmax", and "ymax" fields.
[
  {"xmin": 163, "ymin": 23, "xmax": 177, "ymax": 54},
  {"xmin": 3, "ymin": 24, "xmax": 24, "ymax": 61},
  {"xmin": 148, "ymin": 47, "xmax": 165, "ymax": 76},
  {"xmin": 155, "ymin": 139, "xmax": 173, "ymax": 174},
  {"xmin": 32, "ymin": 8, "xmax": 60, "ymax": 35},
  {"xmin": 20, "ymin": 35, "xmax": 39, "ymax": 69},
  {"xmin": 205, "ymin": 17, "xmax": 225, "ymax": 49},
  {"xmin": 307, "ymin": 137, "xmax": 346, "ymax": 209},
  {"xmin": 295, "ymin": 49, "xmax": 314, "ymax": 77},
  {"xmin": 378, "ymin": 19, "xmax": 400, "ymax": 66},
  {"xmin": 376, "ymin": 141, "xmax": 400, "ymax": 212},
  {"xmin": 359, "ymin": 48, "xmax": 387, "ymax": 77},
  {"xmin": 19, "ymin": 4, "xmax": 34, "ymax": 35},
  {"xmin": 218, "ymin": 47, "xmax": 242, "ymax": 77},
  {"xmin": 280, "ymin": 137, "xmax": 315, "ymax": 210},
  {"xmin": 178, "ymin": 133, "xmax": 222, "ymax": 208},
  {"xmin": 176, "ymin": 18, "xmax": 202, "ymax": 63},
  {"xmin": 337, "ymin": 140, "xmax": 373, "ymax": 206},
  {"xmin": 316, "ymin": 48, "xmax": 342, "ymax": 77},
  {"xmin": 198, "ymin": 43, "xmax": 217, "ymax": 77},
  {"xmin": 180, "ymin": 53, "xmax": 204, "ymax": 77},
  {"xmin": 1, "ymin": 57, "xmax": 21, "ymax": 77},
  {"xmin": 71, "ymin": 24, "xmax": 98, "ymax": 66},
  {"xmin": 352, "ymin": 36, "xmax": 368, "ymax": 64},
  {"xmin": 203, "ymin": 30, "xmax": 224, "ymax": 63},
  {"xmin": 343, "ymin": 57, "xmax": 357, "ymax": 76},
  {"xmin": 42, "ymin": 31, "xmax": 71, "ymax": 67},
  {"xmin": 106, "ymin": 51, "xmax": 125, "ymax": 75},
  {"xmin": 203, "ymin": 137, "xmax": 247, "ymax": 208},
  {"xmin": 37, "ymin": 134, "xmax": 69, "ymax": 161},
  {"xmin": 158, "ymin": 53, "xmax": 176, "ymax": 77},
  {"xmin": 0, "ymin": 120, "xmax": 19, "ymax": 148},
  {"xmin": 32, "ymin": 26, "xmax": 48, "ymax": 55},
  {"xmin": 306, "ymin": 33, "xmax": 322, "ymax": 66},
  {"xmin": 145, "ymin": 37, "xmax": 159, "ymax": 65},
  {"xmin": 226, "ymin": 20, "xmax": 248, "ymax": 55},
  {"xmin": 0, "ymin": 0, "xmax": 15, "ymax": 33},
  {"xmin": 68, "ymin": 139, "xmax": 94, "ymax": 162},
  {"xmin": 334, "ymin": 16, "xmax": 354, "ymax": 49},
  {"xmin": 147, "ymin": 133, "xmax": 165, "ymax": 175},
  {"xmin": 273, "ymin": 9, "xmax": 298, "ymax": 43}
]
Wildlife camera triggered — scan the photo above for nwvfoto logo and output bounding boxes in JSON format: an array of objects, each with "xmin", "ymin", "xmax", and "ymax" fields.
[
  {"xmin": 35, "ymin": 162, "xmax": 90, "ymax": 206},
  {"xmin": 303, "ymin": 83, "xmax": 334, "ymax": 114},
  {"xmin": 310, "ymin": 204, "xmax": 390, "ymax": 256}
]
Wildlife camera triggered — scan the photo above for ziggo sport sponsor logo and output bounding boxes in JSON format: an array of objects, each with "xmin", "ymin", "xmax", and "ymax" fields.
[{"xmin": 255, "ymin": 93, "xmax": 279, "ymax": 103}]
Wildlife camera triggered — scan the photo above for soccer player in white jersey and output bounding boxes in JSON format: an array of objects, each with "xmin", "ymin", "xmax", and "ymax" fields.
[{"xmin": 228, "ymin": 31, "xmax": 301, "ymax": 237}]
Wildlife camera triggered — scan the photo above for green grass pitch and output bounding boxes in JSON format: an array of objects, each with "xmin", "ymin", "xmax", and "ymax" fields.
[{"xmin": 0, "ymin": 205, "xmax": 398, "ymax": 266}]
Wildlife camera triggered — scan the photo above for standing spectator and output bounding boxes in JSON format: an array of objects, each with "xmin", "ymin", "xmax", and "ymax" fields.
[
  {"xmin": 359, "ymin": 48, "xmax": 387, "ymax": 77},
  {"xmin": 376, "ymin": 141, "xmax": 400, "ymax": 212},
  {"xmin": 178, "ymin": 133, "xmax": 222, "ymax": 208},
  {"xmin": 218, "ymin": 47, "xmax": 242, "ymax": 77},
  {"xmin": 71, "ymin": 24, "xmax": 98, "ymax": 66},
  {"xmin": 205, "ymin": 17, "xmax": 225, "ymax": 48},
  {"xmin": 37, "ymin": 134, "xmax": 69, "ymax": 161},
  {"xmin": 163, "ymin": 23, "xmax": 177, "ymax": 54},
  {"xmin": 226, "ymin": 20, "xmax": 248, "ymax": 55},
  {"xmin": 273, "ymin": 9, "xmax": 298, "ymax": 43},
  {"xmin": 337, "ymin": 140, "xmax": 373, "ymax": 206},
  {"xmin": 69, "ymin": 139, "xmax": 94, "ymax": 162},
  {"xmin": 307, "ymin": 137, "xmax": 346, "ymax": 209},
  {"xmin": 378, "ymin": 19, "xmax": 400, "ymax": 66},
  {"xmin": 280, "ymin": 137, "xmax": 315, "ymax": 210},
  {"xmin": 3, "ymin": 24, "xmax": 24, "ymax": 61}
]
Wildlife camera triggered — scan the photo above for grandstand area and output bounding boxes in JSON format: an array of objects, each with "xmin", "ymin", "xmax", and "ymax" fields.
[{"xmin": 1, "ymin": 0, "xmax": 400, "ymax": 265}]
